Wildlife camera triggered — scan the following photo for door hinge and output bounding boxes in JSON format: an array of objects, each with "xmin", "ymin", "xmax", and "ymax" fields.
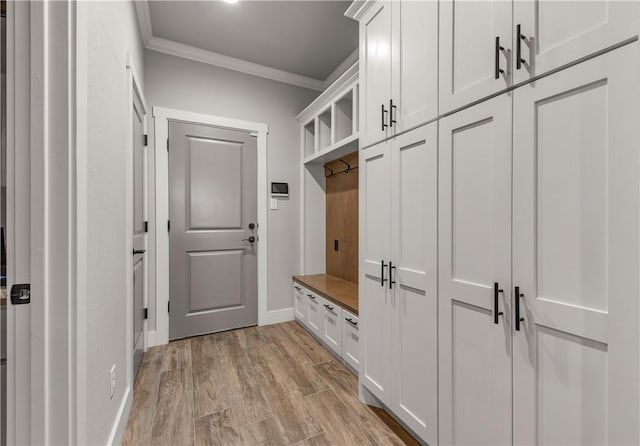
[
  {"xmin": 168, "ymin": 301, "xmax": 170, "ymax": 313},
  {"xmin": 144, "ymin": 221, "xmax": 148, "ymax": 233},
  {"xmin": 143, "ymin": 134, "xmax": 148, "ymax": 146},
  {"xmin": 10, "ymin": 283, "xmax": 31, "ymax": 305},
  {"xmin": 143, "ymin": 308, "xmax": 149, "ymax": 320},
  {"xmin": 168, "ymin": 220, "xmax": 171, "ymax": 232}
]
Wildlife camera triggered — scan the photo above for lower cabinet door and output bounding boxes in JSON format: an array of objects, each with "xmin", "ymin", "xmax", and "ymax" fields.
[
  {"xmin": 321, "ymin": 299, "xmax": 342, "ymax": 356},
  {"xmin": 306, "ymin": 293, "xmax": 322, "ymax": 337},
  {"xmin": 342, "ymin": 311, "xmax": 360, "ymax": 372},
  {"xmin": 293, "ymin": 284, "xmax": 307, "ymax": 324}
]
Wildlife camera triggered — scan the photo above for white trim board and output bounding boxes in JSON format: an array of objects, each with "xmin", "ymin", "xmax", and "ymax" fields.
[
  {"xmin": 149, "ymin": 107, "xmax": 273, "ymax": 348},
  {"xmin": 134, "ymin": 0, "xmax": 357, "ymax": 92}
]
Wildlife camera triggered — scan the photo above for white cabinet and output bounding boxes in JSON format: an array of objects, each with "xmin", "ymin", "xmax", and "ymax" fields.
[
  {"xmin": 511, "ymin": 43, "xmax": 640, "ymax": 445},
  {"xmin": 357, "ymin": 0, "xmax": 438, "ymax": 148},
  {"xmin": 293, "ymin": 284, "xmax": 307, "ymax": 323},
  {"xmin": 342, "ymin": 311, "xmax": 360, "ymax": 371},
  {"xmin": 513, "ymin": 1, "xmax": 638, "ymax": 84},
  {"xmin": 321, "ymin": 298, "xmax": 343, "ymax": 356},
  {"xmin": 360, "ymin": 123, "xmax": 438, "ymax": 443},
  {"xmin": 440, "ymin": 0, "xmax": 639, "ymax": 114},
  {"xmin": 439, "ymin": 0, "xmax": 512, "ymax": 114},
  {"xmin": 438, "ymin": 93, "xmax": 513, "ymax": 446},
  {"xmin": 439, "ymin": 43, "xmax": 640, "ymax": 446},
  {"xmin": 306, "ymin": 291, "xmax": 322, "ymax": 337},
  {"xmin": 359, "ymin": 1, "xmax": 392, "ymax": 148}
]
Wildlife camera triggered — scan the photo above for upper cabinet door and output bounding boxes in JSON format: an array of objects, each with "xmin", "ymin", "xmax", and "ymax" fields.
[
  {"xmin": 439, "ymin": 0, "xmax": 512, "ymax": 114},
  {"xmin": 391, "ymin": 0, "xmax": 438, "ymax": 132},
  {"xmin": 512, "ymin": 42, "xmax": 640, "ymax": 446},
  {"xmin": 360, "ymin": 1, "xmax": 393, "ymax": 149},
  {"xmin": 513, "ymin": 1, "xmax": 639, "ymax": 84}
]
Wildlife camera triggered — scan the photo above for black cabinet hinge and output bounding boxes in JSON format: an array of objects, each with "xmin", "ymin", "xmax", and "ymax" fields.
[
  {"xmin": 143, "ymin": 134, "xmax": 148, "ymax": 146},
  {"xmin": 143, "ymin": 308, "xmax": 149, "ymax": 320},
  {"xmin": 144, "ymin": 221, "xmax": 148, "ymax": 233}
]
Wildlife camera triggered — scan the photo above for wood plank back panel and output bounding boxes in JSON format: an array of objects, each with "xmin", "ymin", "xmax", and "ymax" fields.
[{"xmin": 325, "ymin": 151, "xmax": 359, "ymax": 284}]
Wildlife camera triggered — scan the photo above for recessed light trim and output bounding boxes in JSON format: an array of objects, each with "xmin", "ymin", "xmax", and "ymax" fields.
[{"xmin": 223, "ymin": 0, "xmax": 240, "ymax": 4}]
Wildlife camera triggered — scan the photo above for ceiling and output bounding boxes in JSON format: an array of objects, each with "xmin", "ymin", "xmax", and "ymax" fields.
[{"xmin": 147, "ymin": 1, "xmax": 358, "ymax": 82}]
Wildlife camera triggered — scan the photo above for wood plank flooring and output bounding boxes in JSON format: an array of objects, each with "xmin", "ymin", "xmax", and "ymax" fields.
[{"xmin": 123, "ymin": 321, "xmax": 419, "ymax": 446}]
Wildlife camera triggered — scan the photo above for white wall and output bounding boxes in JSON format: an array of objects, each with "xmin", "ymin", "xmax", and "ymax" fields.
[
  {"xmin": 84, "ymin": 1, "xmax": 144, "ymax": 443},
  {"xmin": 144, "ymin": 50, "xmax": 318, "ymax": 313}
]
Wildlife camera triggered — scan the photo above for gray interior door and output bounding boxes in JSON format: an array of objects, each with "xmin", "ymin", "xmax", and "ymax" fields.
[
  {"xmin": 132, "ymin": 90, "xmax": 145, "ymax": 376},
  {"xmin": 169, "ymin": 122, "xmax": 258, "ymax": 340}
]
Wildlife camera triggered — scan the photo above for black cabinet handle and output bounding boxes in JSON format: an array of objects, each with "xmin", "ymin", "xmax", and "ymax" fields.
[
  {"xmin": 389, "ymin": 261, "xmax": 396, "ymax": 290},
  {"xmin": 381, "ymin": 260, "xmax": 387, "ymax": 286},
  {"xmin": 307, "ymin": 294, "xmax": 316, "ymax": 300},
  {"xmin": 345, "ymin": 317, "xmax": 359, "ymax": 327},
  {"xmin": 294, "ymin": 286, "xmax": 301, "ymax": 291},
  {"xmin": 495, "ymin": 36, "xmax": 505, "ymax": 80},
  {"xmin": 515, "ymin": 286, "xmax": 525, "ymax": 331},
  {"xmin": 133, "ymin": 249, "xmax": 146, "ymax": 255},
  {"xmin": 516, "ymin": 24, "xmax": 527, "ymax": 70},
  {"xmin": 324, "ymin": 304, "xmax": 335, "ymax": 311},
  {"xmin": 389, "ymin": 99, "xmax": 397, "ymax": 127},
  {"xmin": 493, "ymin": 282, "xmax": 504, "ymax": 324},
  {"xmin": 381, "ymin": 104, "xmax": 388, "ymax": 131}
]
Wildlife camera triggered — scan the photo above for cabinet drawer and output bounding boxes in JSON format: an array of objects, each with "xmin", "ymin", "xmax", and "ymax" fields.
[
  {"xmin": 293, "ymin": 283, "xmax": 307, "ymax": 325},
  {"xmin": 342, "ymin": 310, "xmax": 360, "ymax": 372},
  {"xmin": 321, "ymin": 298, "xmax": 343, "ymax": 356},
  {"xmin": 306, "ymin": 291, "xmax": 322, "ymax": 337}
]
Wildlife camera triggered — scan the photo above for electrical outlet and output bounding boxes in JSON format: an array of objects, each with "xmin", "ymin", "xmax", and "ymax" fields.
[
  {"xmin": 109, "ymin": 364, "xmax": 116, "ymax": 399},
  {"xmin": 270, "ymin": 198, "xmax": 278, "ymax": 210}
]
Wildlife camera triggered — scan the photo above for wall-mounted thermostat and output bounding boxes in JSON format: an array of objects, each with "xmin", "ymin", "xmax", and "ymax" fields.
[{"xmin": 271, "ymin": 182, "xmax": 289, "ymax": 198}]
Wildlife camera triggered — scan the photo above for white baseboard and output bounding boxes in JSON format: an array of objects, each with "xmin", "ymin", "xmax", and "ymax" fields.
[
  {"xmin": 259, "ymin": 307, "xmax": 294, "ymax": 326},
  {"xmin": 107, "ymin": 386, "xmax": 132, "ymax": 446}
]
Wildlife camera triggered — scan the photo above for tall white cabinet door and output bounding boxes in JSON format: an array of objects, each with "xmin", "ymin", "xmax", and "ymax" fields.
[
  {"xmin": 359, "ymin": 140, "xmax": 392, "ymax": 401},
  {"xmin": 439, "ymin": 0, "xmax": 512, "ymax": 114},
  {"xmin": 391, "ymin": 0, "xmax": 438, "ymax": 132},
  {"xmin": 390, "ymin": 123, "xmax": 438, "ymax": 444},
  {"xmin": 438, "ymin": 94, "xmax": 513, "ymax": 446},
  {"xmin": 512, "ymin": 43, "xmax": 640, "ymax": 446},
  {"xmin": 360, "ymin": 1, "xmax": 393, "ymax": 149},
  {"xmin": 513, "ymin": 1, "xmax": 639, "ymax": 84}
]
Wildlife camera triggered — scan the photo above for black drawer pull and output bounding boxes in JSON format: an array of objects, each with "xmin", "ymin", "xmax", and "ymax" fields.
[
  {"xmin": 381, "ymin": 260, "xmax": 387, "ymax": 286},
  {"xmin": 345, "ymin": 318, "xmax": 359, "ymax": 327},
  {"xmin": 495, "ymin": 36, "xmax": 505, "ymax": 80},
  {"xmin": 307, "ymin": 294, "xmax": 316, "ymax": 300},
  {"xmin": 516, "ymin": 24, "xmax": 527, "ymax": 70},
  {"xmin": 324, "ymin": 304, "xmax": 335, "ymax": 311},
  {"xmin": 515, "ymin": 286, "xmax": 525, "ymax": 331},
  {"xmin": 494, "ymin": 282, "xmax": 504, "ymax": 324}
]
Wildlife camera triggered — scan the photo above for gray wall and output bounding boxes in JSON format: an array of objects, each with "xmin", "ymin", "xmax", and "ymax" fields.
[
  {"xmin": 85, "ymin": 1, "xmax": 144, "ymax": 443},
  {"xmin": 144, "ymin": 49, "xmax": 318, "ymax": 312}
]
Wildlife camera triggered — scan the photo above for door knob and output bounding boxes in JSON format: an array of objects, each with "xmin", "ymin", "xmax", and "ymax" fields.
[
  {"xmin": 248, "ymin": 222, "xmax": 256, "ymax": 230},
  {"xmin": 242, "ymin": 236, "xmax": 256, "ymax": 243}
]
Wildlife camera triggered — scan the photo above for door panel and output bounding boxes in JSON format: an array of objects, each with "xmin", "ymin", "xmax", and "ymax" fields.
[
  {"xmin": 169, "ymin": 123, "xmax": 257, "ymax": 340},
  {"xmin": 513, "ymin": 0, "xmax": 639, "ymax": 84},
  {"xmin": 342, "ymin": 311, "xmax": 360, "ymax": 371},
  {"xmin": 439, "ymin": 94, "xmax": 512, "ymax": 446},
  {"xmin": 513, "ymin": 43, "xmax": 640, "ymax": 445},
  {"xmin": 392, "ymin": 0, "xmax": 438, "ymax": 132},
  {"xmin": 360, "ymin": 140, "xmax": 392, "ymax": 400},
  {"xmin": 132, "ymin": 89, "xmax": 145, "ymax": 375},
  {"xmin": 439, "ymin": 0, "xmax": 512, "ymax": 114},
  {"xmin": 360, "ymin": 1, "xmax": 393, "ymax": 148},
  {"xmin": 307, "ymin": 293, "xmax": 322, "ymax": 337},
  {"xmin": 390, "ymin": 124, "xmax": 438, "ymax": 443}
]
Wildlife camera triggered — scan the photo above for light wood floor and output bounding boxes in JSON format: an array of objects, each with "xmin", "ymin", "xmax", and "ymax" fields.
[{"xmin": 122, "ymin": 321, "xmax": 419, "ymax": 446}]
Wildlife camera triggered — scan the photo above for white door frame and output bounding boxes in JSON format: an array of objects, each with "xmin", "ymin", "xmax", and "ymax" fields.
[{"xmin": 150, "ymin": 107, "xmax": 269, "ymax": 347}]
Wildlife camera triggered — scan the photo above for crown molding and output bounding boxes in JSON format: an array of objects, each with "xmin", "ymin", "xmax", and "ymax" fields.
[
  {"xmin": 344, "ymin": 0, "xmax": 376, "ymax": 21},
  {"xmin": 133, "ymin": 0, "xmax": 152, "ymax": 46},
  {"xmin": 147, "ymin": 36, "xmax": 325, "ymax": 91},
  {"xmin": 324, "ymin": 48, "xmax": 358, "ymax": 88}
]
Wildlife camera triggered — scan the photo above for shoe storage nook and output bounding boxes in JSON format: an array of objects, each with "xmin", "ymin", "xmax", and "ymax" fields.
[{"xmin": 295, "ymin": 1, "xmax": 640, "ymax": 444}]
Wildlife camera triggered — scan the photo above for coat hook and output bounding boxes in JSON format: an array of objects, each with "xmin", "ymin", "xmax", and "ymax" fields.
[
  {"xmin": 338, "ymin": 159, "xmax": 351, "ymax": 173},
  {"xmin": 324, "ymin": 165, "xmax": 334, "ymax": 177}
]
